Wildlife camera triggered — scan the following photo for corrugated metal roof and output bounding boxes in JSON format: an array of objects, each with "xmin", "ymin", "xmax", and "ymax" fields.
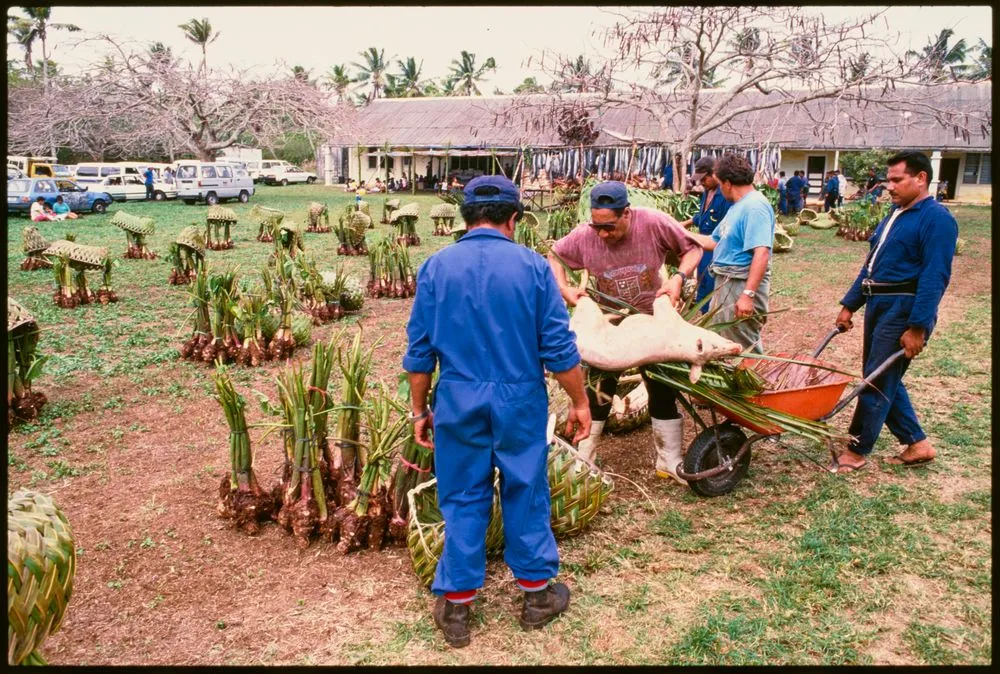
[{"xmin": 326, "ymin": 82, "xmax": 991, "ymax": 151}]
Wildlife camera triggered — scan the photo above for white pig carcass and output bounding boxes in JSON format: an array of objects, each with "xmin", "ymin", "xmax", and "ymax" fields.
[{"xmin": 570, "ymin": 295, "xmax": 743, "ymax": 383}]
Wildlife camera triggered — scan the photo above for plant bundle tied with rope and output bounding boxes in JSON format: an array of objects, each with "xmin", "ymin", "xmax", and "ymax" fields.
[
  {"xmin": 213, "ymin": 365, "xmax": 274, "ymax": 535},
  {"xmin": 428, "ymin": 202, "xmax": 458, "ymax": 236},
  {"xmin": 329, "ymin": 331, "xmax": 375, "ymax": 513},
  {"xmin": 381, "ymin": 198, "xmax": 401, "ymax": 224},
  {"xmin": 306, "ymin": 201, "xmax": 331, "ymax": 233},
  {"xmin": 335, "ymin": 203, "xmax": 370, "ymax": 256},
  {"xmin": 95, "ymin": 254, "xmax": 119, "ymax": 305},
  {"xmin": 320, "ymin": 270, "xmax": 365, "ymax": 314},
  {"xmin": 178, "ymin": 260, "xmax": 213, "ymax": 361},
  {"xmin": 7, "ymin": 490, "xmax": 76, "ymax": 666},
  {"xmin": 249, "ymin": 204, "xmax": 284, "ymax": 243},
  {"xmin": 336, "ymin": 387, "xmax": 410, "ymax": 552},
  {"xmin": 206, "ymin": 205, "xmax": 238, "ymax": 250},
  {"xmin": 232, "ymin": 280, "xmax": 271, "ymax": 367},
  {"xmin": 44, "ymin": 241, "xmax": 114, "ymax": 308},
  {"xmin": 366, "ymin": 237, "xmax": 416, "ymax": 299},
  {"xmin": 388, "ymin": 377, "xmax": 435, "ymax": 541},
  {"xmin": 202, "ymin": 268, "xmax": 240, "ymax": 364},
  {"xmin": 265, "ymin": 249, "xmax": 299, "ymax": 361},
  {"xmin": 7, "ymin": 297, "xmax": 48, "ymax": 426},
  {"xmin": 389, "ymin": 202, "xmax": 421, "ymax": 247},
  {"xmin": 272, "ymin": 221, "xmax": 305, "ymax": 261},
  {"xmin": 167, "ymin": 226, "xmax": 205, "ymax": 285},
  {"xmin": 111, "ymin": 210, "xmax": 157, "ymax": 259},
  {"xmin": 294, "ymin": 253, "xmax": 343, "ymax": 324},
  {"xmin": 21, "ymin": 226, "xmax": 51, "ymax": 271}
]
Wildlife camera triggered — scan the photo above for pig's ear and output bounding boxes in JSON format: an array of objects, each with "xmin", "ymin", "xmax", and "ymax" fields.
[
  {"xmin": 696, "ymin": 338, "xmax": 704, "ymax": 353},
  {"xmin": 689, "ymin": 363, "xmax": 703, "ymax": 383}
]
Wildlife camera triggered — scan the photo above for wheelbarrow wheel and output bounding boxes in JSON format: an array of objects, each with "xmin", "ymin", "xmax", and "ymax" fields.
[{"xmin": 684, "ymin": 423, "xmax": 751, "ymax": 497}]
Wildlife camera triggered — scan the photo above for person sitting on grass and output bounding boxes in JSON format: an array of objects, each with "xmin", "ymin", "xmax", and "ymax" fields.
[
  {"xmin": 30, "ymin": 196, "xmax": 57, "ymax": 222},
  {"xmin": 51, "ymin": 195, "xmax": 78, "ymax": 220}
]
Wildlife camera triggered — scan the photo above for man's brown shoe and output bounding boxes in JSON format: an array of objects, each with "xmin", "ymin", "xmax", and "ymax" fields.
[
  {"xmin": 432, "ymin": 596, "xmax": 471, "ymax": 648},
  {"xmin": 519, "ymin": 582, "xmax": 570, "ymax": 631}
]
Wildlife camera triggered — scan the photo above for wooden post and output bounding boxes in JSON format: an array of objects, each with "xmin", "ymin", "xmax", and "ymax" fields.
[{"xmin": 410, "ymin": 149, "xmax": 415, "ymax": 195}]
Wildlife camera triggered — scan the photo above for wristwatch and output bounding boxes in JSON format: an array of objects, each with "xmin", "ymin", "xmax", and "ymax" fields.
[
  {"xmin": 742, "ymin": 289, "xmax": 757, "ymax": 298},
  {"xmin": 674, "ymin": 271, "xmax": 687, "ymax": 283},
  {"xmin": 408, "ymin": 408, "xmax": 429, "ymax": 423}
]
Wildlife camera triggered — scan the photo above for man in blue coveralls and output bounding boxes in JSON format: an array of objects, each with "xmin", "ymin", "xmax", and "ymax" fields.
[
  {"xmin": 679, "ymin": 156, "xmax": 733, "ymax": 312},
  {"xmin": 403, "ymin": 175, "xmax": 592, "ymax": 648},
  {"xmin": 784, "ymin": 170, "xmax": 806, "ymax": 214},
  {"xmin": 831, "ymin": 151, "xmax": 957, "ymax": 473}
]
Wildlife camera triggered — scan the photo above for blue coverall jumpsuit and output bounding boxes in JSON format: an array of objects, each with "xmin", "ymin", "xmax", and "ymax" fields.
[
  {"xmin": 692, "ymin": 188, "xmax": 733, "ymax": 312},
  {"xmin": 785, "ymin": 175, "xmax": 805, "ymax": 213},
  {"xmin": 403, "ymin": 227, "xmax": 581, "ymax": 595},
  {"xmin": 840, "ymin": 197, "xmax": 957, "ymax": 456}
]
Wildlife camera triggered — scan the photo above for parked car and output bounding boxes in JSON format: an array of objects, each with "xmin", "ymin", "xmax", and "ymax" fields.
[
  {"xmin": 94, "ymin": 174, "xmax": 177, "ymax": 201},
  {"xmin": 264, "ymin": 165, "xmax": 317, "ymax": 186},
  {"xmin": 8, "ymin": 166, "xmax": 25, "ymax": 181},
  {"xmin": 6, "ymin": 177, "xmax": 115, "ymax": 215},
  {"xmin": 257, "ymin": 159, "xmax": 292, "ymax": 184},
  {"xmin": 51, "ymin": 164, "xmax": 74, "ymax": 178},
  {"xmin": 174, "ymin": 161, "xmax": 254, "ymax": 205}
]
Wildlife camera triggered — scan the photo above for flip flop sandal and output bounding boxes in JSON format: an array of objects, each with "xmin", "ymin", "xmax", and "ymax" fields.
[
  {"xmin": 836, "ymin": 461, "xmax": 867, "ymax": 474},
  {"xmin": 885, "ymin": 455, "xmax": 935, "ymax": 467}
]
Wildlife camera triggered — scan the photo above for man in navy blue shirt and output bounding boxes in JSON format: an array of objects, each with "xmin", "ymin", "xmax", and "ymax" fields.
[
  {"xmin": 832, "ymin": 151, "xmax": 958, "ymax": 472},
  {"xmin": 679, "ymin": 156, "xmax": 733, "ymax": 311},
  {"xmin": 143, "ymin": 167, "xmax": 155, "ymax": 200},
  {"xmin": 823, "ymin": 170, "xmax": 840, "ymax": 212},
  {"xmin": 785, "ymin": 170, "xmax": 805, "ymax": 214},
  {"xmin": 404, "ymin": 175, "xmax": 591, "ymax": 647}
]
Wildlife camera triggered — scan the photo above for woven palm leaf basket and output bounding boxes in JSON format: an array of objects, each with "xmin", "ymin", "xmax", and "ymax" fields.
[
  {"xmin": 110, "ymin": 210, "xmax": 155, "ymax": 235},
  {"xmin": 406, "ymin": 440, "xmax": 613, "ymax": 587},
  {"xmin": 44, "ymin": 241, "xmax": 108, "ymax": 270},
  {"xmin": 21, "ymin": 227, "xmax": 51, "ymax": 270},
  {"xmin": 207, "ymin": 205, "xmax": 238, "ymax": 223},
  {"xmin": 175, "ymin": 226, "xmax": 206, "ymax": 256},
  {"xmin": 7, "ymin": 490, "xmax": 76, "ymax": 666}
]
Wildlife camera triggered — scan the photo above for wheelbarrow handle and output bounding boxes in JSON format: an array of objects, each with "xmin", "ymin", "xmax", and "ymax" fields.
[
  {"xmin": 811, "ymin": 325, "xmax": 848, "ymax": 358},
  {"xmin": 820, "ymin": 348, "xmax": 907, "ymax": 421}
]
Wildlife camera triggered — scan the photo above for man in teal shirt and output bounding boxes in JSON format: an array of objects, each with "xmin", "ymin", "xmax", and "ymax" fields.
[{"xmin": 689, "ymin": 153, "xmax": 774, "ymax": 353}]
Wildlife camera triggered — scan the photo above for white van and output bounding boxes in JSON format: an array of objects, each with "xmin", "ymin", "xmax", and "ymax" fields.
[
  {"xmin": 174, "ymin": 160, "xmax": 255, "ymax": 205},
  {"xmin": 258, "ymin": 159, "xmax": 292, "ymax": 184},
  {"xmin": 75, "ymin": 162, "xmax": 176, "ymax": 200},
  {"xmin": 74, "ymin": 162, "xmax": 140, "ymax": 183}
]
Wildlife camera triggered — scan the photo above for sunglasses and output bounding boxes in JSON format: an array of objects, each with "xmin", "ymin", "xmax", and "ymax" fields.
[{"xmin": 588, "ymin": 222, "xmax": 616, "ymax": 232}]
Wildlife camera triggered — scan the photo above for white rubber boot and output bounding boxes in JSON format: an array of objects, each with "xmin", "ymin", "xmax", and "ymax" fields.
[
  {"xmin": 575, "ymin": 420, "xmax": 606, "ymax": 464},
  {"xmin": 652, "ymin": 417, "xmax": 687, "ymax": 485}
]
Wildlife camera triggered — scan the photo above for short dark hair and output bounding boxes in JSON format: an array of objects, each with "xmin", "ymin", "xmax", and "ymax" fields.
[
  {"xmin": 779, "ymin": 171, "xmax": 785, "ymax": 177},
  {"xmin": 887, "ymin": 150, "xmax": 933, "ymax": 185},
  {"xmin": 715, "ymin": 153, "xmax": 755, "ymax": 186},
  {"xmin": 36, "ymin": 196, "xmax": 45, "ymax": 202},
  {"xmin": 460, "ymin": 201, "xmax": 523, "ymax": 228}
]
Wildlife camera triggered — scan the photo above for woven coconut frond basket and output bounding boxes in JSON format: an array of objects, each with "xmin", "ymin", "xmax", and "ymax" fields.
[
  {"xmin": 176, "ymin": 226, "xmax": 206, "ymax": 254},
  {"xmin": 7, "ymin": 297, "xmax": 37, "ymax": 333},
  {"xmin": 773, "ymin": 227, "xmax": 794, "ymax": 253},
  {"xmin": 429, "ymin": 203, "xmax": 456, "ymax": 219},
  {"xmin": 397, "ymin": 202, "xmax": 420, "ymax": 218},
  {"xmin": 22, "ymin": 227, "xmax": 49, "ymax": 254},
  {"xmin": 7, "ymin": 490, "xmax": 76, "ymax": 666},
  {"xmin": 249, "ymin": 205, "xmax": 285, "ymax": 227},
  {"xmin": 406, "ymin": 440, "xmax": 613, "ymax": 587},
  {"xmin": 349, "ymin": 211, "xmax": 371, "ymax": 232},
  {"xmin": 385, "ymin": 198, "xmax": 401, "ymax": 211},
  {"xmin": 356, "ymin": 200, "xmax": 370, "ymax": 215},
  {"xmin": 207, "ymin": 205, "xmax": 238, "ymax": 223},
  {"xmin": 110, "ymin": 211, "xmax": 155, "ymax": 235},
  {"xmin": 44, "ymin": 241, "xmax": 108, "ymax": 269},
  {"xmin": 308, "ymin": 202, "xmax": 327, "ymax": 215}
]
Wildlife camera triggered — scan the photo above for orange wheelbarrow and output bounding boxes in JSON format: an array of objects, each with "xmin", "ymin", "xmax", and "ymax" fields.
[{"xmin": 675, "ymin": 327, "xmax": 906, "ymax": 497}]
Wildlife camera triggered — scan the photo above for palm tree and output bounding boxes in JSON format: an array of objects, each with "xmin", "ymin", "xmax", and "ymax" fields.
[
  {"xmin": 147, "ymin": 41, "xmax": 174, "ymax": 68},
  {"xmin": 178, "ymin": 17, "xmax": 220, "ymax": 73},
  {"xmin": 657, "ymin": 43, "xmax": 725, "ymax": 89},
  {"xmin": 10, "ymin": 7, "xmax": 79, "ymax": 86},
  {"xmin": 382, "ymin": 73, "xmax": 403, "ymax": 98},
  {"xmin": 290, "ymin": 64, "xmax": 313, "ymax": 86},
  {"xmin": 907, "ymin": 29, "xmax": 968, "ymax": 83},
  {"xmin": 555, "ymin": 55, "xmax": 593, "ymax": 93},
  {"xmin": 395, "ymin": 57, "xmax": 425, "ymax": 97},
  {"xmin": 960, "ymin": 38, "xmax": 991, "ymax": 81},
  {"xmin": 323, "ymin": 64, "xmax": 352, "ymax": 102},
  {"xmin": 447, "ymin": 50, "xmax": 496, "ymax": 96},
  {"xmin": 513, "ymin": 76, "xmax": 546, "ymax": 94},
  {"xmin": 350, "ymin": 47, "xmax": 392, "ymax": 100}
]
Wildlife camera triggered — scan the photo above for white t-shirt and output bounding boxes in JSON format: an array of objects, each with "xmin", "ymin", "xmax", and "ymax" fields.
[{"xmin": 837, "ymin": 174, "xmax": 848, "ymax": 193}]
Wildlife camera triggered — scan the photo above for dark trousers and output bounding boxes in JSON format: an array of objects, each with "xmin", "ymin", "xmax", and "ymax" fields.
[
  {"xmin": 778, "ymin": 189, "xmax": 787, "ymax": 215},
  {"xmin": 824, "ymin": 192, "xmax": 839, "ymax": 212},
  {"xmin": 787, "ymin": 193, "xmax": 803, "ymax": 214},
  {"xmin": 145, "ymin": 184, "xmax": 155, "ymax": 200},
  {"xmin": 586, "ymin": 366, "xmax": 679, "ymax": 421},
  {"xmin": 847, "ymin": 295, "xmax": 929, "ymax": 455}
]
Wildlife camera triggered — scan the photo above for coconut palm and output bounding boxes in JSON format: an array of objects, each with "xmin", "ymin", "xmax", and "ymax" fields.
[
  {"xmin": 513, "ymin": 76, "xmax": 546, "ymax": 94},
  {"xmin": 351, "ymin": 47, "xmax": 393, "ymax": 100},
  {"xmin": 554, "ymin": 55, "xmax": 593, "ymax": 93},
  {"xmin": 907, "ymin": 28, "xmax": 969, "ymax": 83},
  {"xmin": 290, "ymin": 64, "xmax": 314, "ymax": 86},
  {"xmin": 9, "ymin": 7, "xmax": 80, "ymax": 86},
  {"xmin": 147, "ymin": 41, "xmax": 174, "ymax": 66},
  {"xmin": 446, "ymin": 50, "xmax": 496, "ymax": 96},
  {"xmin": 178, "ymin": 17, "xmax": 220, "ymax": 73},
  {"xmin": 323, "ymin": 64, "xmax": 352, "ymax": 102},
  {"xmin": 959, "ymin": 38, "xmax": 991, "ymax": 81},
  {"xmin": 395, "ymin": 56, "xmax": 425, "ymax": 97}
]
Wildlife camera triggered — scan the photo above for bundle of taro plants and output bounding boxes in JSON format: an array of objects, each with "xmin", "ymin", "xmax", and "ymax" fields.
[
  {"xmin": 306, "ymin": 202, "xmax": 331, "ymax": 233},
  {"xmin": 267, "ymin": 275, "xmax": 298, "ymax": 361},
  {"xmin": 232, "ymin": 281, "xmax": 271, "ymax": 367},
  {"xmin": 271, "ymin": 222, "xmax": 305, "ymax": 262},
  {"xmin": 45, "ymin": 241, "xmax": 117, "ymax": 308},
  {"xmin": 514, "ymin": 215, "xmax": 542, "ymax": 252},
  {"xmin": 335, "ymin": 205, "xmax": 370, "ymax": 256},
  {"xmin": 294, "ymin": 253, "xmax": 344, "ymax": 323},
  {"xmin": 249, "ymin": 205, "xmax": 284, "ymax": 243},
  {"xmin": 429, "ymin": 202, "xmax": 458, "ymax": 236},
  {"xmin": 214, "ymin": 365, "xmax": 274, "ymax": 534},
  {"xmin": 8, "ymin": 297, "xmax": 48, "ymax": 426},
  {"xmin": 167, "ymin": 226, "xmax": 205, "ymax": 285},
  {"xmin": 389, "ymin": 203, "xmax": 421, "ymax": 247},
  {"xmin": 388, "ymin": 376, "xmax": 435, "ymax": 540},
  {"xmin": 336, "ymin": 387, "xmax": 410, "ymax": 552},
  {"xmin": 178, "ymin": 260, "xmax": 213, "ymax": 361},
  {"xmin": 21, "ymin": 226, "xmax": 51, "ymax": 271},
  {"xmin": 111, "ymin": 211, "xmax": 157, "ymax": 259},
  {"xmin": 201, "ymin": 268, "xmax": 241, "ymax": 364},
  {"xmin": 366, "ymin": 238, "xmax": 416, "ymax": 299},
  {"xmin": 546, "ymin": 207, "xmax": 575, "ymax": 242},
  {"xmin": 205, "ymin": 205, "xmax": 238, "ymax": 250}
]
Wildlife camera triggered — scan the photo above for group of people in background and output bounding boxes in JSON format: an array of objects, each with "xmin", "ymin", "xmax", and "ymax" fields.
[{"xmin": 30, "ymin": 195, "xmax": 78, "ymax": 221}]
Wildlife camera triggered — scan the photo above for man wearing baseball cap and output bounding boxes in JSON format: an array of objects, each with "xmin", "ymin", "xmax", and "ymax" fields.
[
  {"xmin": 547, "ymin": 180, "xmax": 703, "ymax": 484},
  {"xmin": 404, "ymin": 175, "xmax": 591, "ymax": 648},
  {"xmin": 679, "ymin": 156, "xmax": 733, "ymax": 312}
]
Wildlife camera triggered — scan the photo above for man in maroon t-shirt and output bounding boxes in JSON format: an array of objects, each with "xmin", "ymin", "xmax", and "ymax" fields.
[{"xmin": 547, "ymin": 181, "xmax": 703, "ymax": 483}]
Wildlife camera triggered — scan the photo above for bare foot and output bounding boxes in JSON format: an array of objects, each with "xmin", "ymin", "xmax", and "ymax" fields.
[{"xmin": 886, "ymin": 439, "xmax": 936, "ymax": 466}]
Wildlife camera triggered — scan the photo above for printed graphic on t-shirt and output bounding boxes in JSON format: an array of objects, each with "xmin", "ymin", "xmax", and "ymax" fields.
[{"xmin": 596, "ymin": 264, "xmax": 655, "ymax": 303}]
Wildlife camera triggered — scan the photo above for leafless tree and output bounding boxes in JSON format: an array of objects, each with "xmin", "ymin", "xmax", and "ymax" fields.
[
  {"xmin": 503, "ymin": 7, "xmax": 991, "ymax": 191},
  {"xmin": 7, "ymin": 35, "xmax": 358, "ymax": 161}
]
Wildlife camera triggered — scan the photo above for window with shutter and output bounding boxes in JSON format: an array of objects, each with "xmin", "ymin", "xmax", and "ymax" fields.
[{"xmin": 963, "ymin": 153, "xmax": 980, "ymax": 184}]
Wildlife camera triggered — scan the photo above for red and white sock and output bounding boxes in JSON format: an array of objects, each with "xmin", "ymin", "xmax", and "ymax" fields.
[
  {"xmin": 444, "ymin": 590, "xmax": 477, "ymax": 605},
  {"xmin": 517, "ymin": 578, "xmax": 550, "ymax": 593}
]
